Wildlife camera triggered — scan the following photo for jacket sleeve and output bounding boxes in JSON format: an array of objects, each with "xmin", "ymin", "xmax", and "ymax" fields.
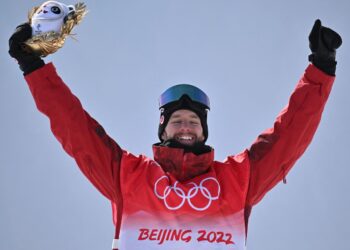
[
  {"xmin": 24, "ymin": 63, "xmax": 123, "ymax": 202},
  {"xmin": 246, "ymin": 64, "xmax": 335, "ymax": 206}
]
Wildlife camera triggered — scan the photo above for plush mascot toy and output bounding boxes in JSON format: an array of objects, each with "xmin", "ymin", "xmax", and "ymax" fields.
[{"xmin": 25, "ymin": 1, "xmax": 87, "ymax": 56}]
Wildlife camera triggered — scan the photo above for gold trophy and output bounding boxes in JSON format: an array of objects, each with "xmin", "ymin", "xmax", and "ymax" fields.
[{"xmin": 25, "ymin": 1, "xmax": 87, "ymax": 57}]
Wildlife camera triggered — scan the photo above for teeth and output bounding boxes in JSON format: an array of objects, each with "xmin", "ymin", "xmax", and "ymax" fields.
[{"xmin": 178, "ymin": 136, "xmax": 192, "ymax": 140}]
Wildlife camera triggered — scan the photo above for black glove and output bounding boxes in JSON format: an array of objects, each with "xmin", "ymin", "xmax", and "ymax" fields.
[
  {"xmin": 9, "ymin": 23, "xmax": 45, "ymax": 75},
  {"xmin": 308, "ymin": 19, "xmax": 342, "ymax": 76}
]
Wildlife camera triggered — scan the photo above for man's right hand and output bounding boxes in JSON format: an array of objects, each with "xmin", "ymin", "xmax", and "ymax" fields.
[{"xmin": 9, "ymin": 23, "xmax": 45, "ymax": 75}]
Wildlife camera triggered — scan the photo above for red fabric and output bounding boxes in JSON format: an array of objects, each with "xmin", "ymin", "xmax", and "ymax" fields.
[
  {"xmin": 24, "ymin": 63, "xmax": 334, "ymax": 244},
  {"xmin": 247, "ymin": 65, "xmax": 334, "ymax": 205}
]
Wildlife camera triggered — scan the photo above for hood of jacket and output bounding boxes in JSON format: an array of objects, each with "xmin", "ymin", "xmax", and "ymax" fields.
[{"xmin": 152, "ymin": 144, "xmax": 214, "ymax": 182}]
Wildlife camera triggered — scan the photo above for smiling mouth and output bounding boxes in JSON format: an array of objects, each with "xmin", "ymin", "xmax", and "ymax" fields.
[{"xmin": 175, "ymin": 135, "xmax": 195, "ymax": 144}]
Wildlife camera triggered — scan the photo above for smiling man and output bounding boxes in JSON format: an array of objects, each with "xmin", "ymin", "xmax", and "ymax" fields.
[
  {"xmin": 161, "ymin": 108, "xmax": 205, "ymax": 145},
  {"xmin": 156, "ymin": 85, "xmax": 210, "ymax": 153},
  {"xmin": 9, "ymin": 19, "xmax": 342, "ymax": 250}
]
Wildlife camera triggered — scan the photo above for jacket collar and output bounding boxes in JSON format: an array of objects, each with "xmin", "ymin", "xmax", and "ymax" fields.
[{"xmin": 152, "ymin": 144, "xmax": 214, "ymax": 182}]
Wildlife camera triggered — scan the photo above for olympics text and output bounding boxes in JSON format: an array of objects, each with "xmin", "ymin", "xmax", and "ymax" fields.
[{"xmin": 138, "ymin": 228, "xmax": 235, "ymax": 245}]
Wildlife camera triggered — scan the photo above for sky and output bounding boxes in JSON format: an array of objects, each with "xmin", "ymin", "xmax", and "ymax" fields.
[{"xmin": 1, "ymin": 1, "xmax": 350, "ymax": 250}]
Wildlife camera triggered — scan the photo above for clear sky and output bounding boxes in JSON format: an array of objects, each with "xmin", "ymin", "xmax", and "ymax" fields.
[{"xmin": 1, "ymin": 1, "xmax": 350, "ymax": 250}]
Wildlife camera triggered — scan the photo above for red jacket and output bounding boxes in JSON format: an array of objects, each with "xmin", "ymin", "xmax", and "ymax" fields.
[{"xmin": 25, "ymin": 63, "xmax": 334, "ymax": 250}]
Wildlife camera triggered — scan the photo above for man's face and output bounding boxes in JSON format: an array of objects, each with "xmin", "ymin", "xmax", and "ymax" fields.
[{"xmin": 161, "ymin": 109, "xmax": 205, "ymax": 146}]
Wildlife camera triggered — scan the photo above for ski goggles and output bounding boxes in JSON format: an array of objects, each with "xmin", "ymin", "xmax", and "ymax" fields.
[{"xmin": 159, "ymin": 84, "xmax": 210, "ymax": 110}]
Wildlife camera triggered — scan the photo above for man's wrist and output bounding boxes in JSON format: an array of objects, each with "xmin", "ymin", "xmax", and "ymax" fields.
[
  {"xmin": 309, "ymin": 54, "xmax": 337, "ymax": 76},
  {"xmin": 20, "ymin": 57, "xmax": 45, "ymax": 75}
]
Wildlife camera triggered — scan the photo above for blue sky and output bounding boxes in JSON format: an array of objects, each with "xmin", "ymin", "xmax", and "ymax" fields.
[{"xmin": 1, "ymin": 1, "xmax": 350, "ymax": 249}]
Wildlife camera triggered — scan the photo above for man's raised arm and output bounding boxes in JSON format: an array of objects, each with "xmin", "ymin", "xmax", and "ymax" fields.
[
  {"xmin": 9, "ymin": 23, "xmax": 124, "ymax": 203},
  {"xmin": 246, "ymin": 20, "xmax": 342, "ymax": 206}
]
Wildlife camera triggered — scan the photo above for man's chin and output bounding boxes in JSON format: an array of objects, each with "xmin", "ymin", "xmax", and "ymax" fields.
[
  {"xmin": 162, "ymin": 138, "xmax": 197, "ymax": 147},
  {"xmin": 174, "ymin": 139, "xmax": 197, "ymax": 146},
  {"xmin": 176, "ymin": 139, "xmax": 208, "ymax": 149},
  {"xmin": 159, "ymin": 139, "xmax": 210, "ymax": 155}
]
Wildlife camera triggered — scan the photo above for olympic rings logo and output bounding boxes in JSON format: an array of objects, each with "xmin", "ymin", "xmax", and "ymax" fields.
[{"xmin": 154, "ymin": 176, "xmax": 221, "ymax": 211}]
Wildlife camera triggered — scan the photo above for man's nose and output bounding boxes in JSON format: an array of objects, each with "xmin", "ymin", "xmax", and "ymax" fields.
[{"xmin": 179, "ymin": 121, "xmax": 191, "ymax": 130}]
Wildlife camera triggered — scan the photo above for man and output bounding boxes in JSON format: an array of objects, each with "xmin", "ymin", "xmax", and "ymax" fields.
[{"xmin": 9, "ymin": 19, "xmax": 342, "ymax": 250}]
